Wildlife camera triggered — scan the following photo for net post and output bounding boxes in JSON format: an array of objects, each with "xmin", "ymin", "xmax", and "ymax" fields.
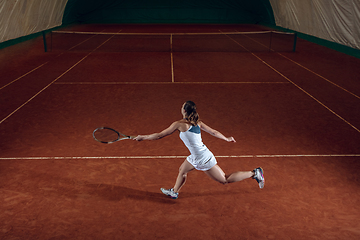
[
  {"xmin": 42, "ymin": 31, "xmax": 47, "ymax": 52},
  {"xmin": 293, "ymin": 32, "xmax": 298, "ymax": 52},
  {"xmin": 269, "ymin": 31, "xmax": 273, "ymax": 52}
]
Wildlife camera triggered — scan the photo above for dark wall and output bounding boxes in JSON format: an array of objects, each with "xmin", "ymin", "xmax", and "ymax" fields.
[{"xmin": 62, "ymin": 0, "xmax": 275, "ymax": 24}]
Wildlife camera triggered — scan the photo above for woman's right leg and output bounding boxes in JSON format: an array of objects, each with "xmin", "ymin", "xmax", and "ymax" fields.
[
  {"xmin": 205, "ymin": 164, "xmax": 254, "ymax": 184},
  {"xmin": 173, "ymin": 159, "xmax": 195, "ymax": 192}
]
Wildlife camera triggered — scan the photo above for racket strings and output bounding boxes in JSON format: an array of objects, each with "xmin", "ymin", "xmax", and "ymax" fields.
[{"xmin": 93, "ymin": 128, "xmax": 120, "ymax": 143}]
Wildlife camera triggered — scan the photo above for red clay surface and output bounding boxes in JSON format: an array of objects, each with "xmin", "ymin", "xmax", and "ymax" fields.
[{"xmin": 1, "ymin": 24, "xmax": 360, "ymax": 239}]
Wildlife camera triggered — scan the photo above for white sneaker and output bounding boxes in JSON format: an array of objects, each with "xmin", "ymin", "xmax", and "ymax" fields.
[
  {"xmin": 253, "ymin": 167, "xmax": 265, "ymax": 189},
  {"xmin": 160, "ymin": 188, "xmax": 179, "ymax": 199}
]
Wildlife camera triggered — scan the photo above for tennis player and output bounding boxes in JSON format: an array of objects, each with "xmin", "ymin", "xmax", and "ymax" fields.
[{"xmin": 134, "ymin": 101, "xmax": 264, "ymax": 199}]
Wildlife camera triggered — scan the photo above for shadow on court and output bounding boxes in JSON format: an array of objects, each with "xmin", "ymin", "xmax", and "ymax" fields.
[{"xmin": 85, "ymin": 183, "xmax": 176, "ymax": 204}]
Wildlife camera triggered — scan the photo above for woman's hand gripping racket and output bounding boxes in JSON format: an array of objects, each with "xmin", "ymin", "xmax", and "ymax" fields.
[{"xmin": 93, "ymin": 127, "xmax": 135, "ymax": 144}]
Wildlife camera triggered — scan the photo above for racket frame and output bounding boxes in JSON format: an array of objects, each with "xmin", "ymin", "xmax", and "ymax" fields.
[{"xmin": 93, "ymin": 127, "xmax": 133, "ymax": 144}]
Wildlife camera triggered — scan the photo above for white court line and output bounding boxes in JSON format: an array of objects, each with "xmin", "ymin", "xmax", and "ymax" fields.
[
  {"xmin": 0, "ymin": 55, "xmax": 89, "ymax": 125},
  {"xmin": 0, "ymin": 30, "xmax": 108, "ymax": 90},
  {"xmin": 54, "ymin": 82, "xmax": 289, "ymax": 85},
  {"xmin": 170, "ymin": 34, "xmax": 175, "ymax": 83},
  {"xmin": 0, "ymin": 31, "xmax": 120, "ymax": 125},
  {"xmin": 259, "ymin": 59, "xmax": 360, "ymax": 133},
  {"xmin": 0, "ymin": 63, "xmax": 48, "ymax": 90},
  {"xmin": 1, "ymin": 154, "xmax": 359, "ymax": 160},
  {"xmin": 0, "ymin": 30, "xmax": 109, "ymax": 91},
  {"xmin": 277, "ymin": 53, "xmax": 360, "ymax": 100},
  {"xmin": 52, "ymin": 30, "xmax": 274, "ymax": 36},
  {"xmin": 224, "ymin": 32, "xmax": 360, "ymax": 134},
  {"xmin": 238, "ymin": 31, "xmax": 360, "ymax": 100}
]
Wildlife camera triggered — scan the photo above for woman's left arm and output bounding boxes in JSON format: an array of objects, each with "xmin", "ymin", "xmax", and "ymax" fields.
[{"xmin": 199, "ymin": 122, "xmax": 236, "ymax": 142}]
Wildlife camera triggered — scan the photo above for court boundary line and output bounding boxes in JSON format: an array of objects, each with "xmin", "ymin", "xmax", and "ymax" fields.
[
  {"xmin": 0, "ymin": 30, "xmax": 102, "ymax": 90},
  {"xmin": 224, "ymin": 32, "xmax": 360, "ymax": 133},
  {"xmin": 258, "ymin": 59, "xmax": 360, "ymax": 133},
  {"xmin": 1, "ymin": 154, "xmax": 359, "ymax": 160},
  {"xmin": 0, "ymin": 32, "xmax": 120, "ymax": 125},
  {"xmin": 237, "ymin": 30, "xmax": 360, "ymax": 100},
  {"xmin": 0, "ymin": 56, "xmax": 89, "ymax": 125},
  {"xmin": 276, "ymin": 53, "xmax": 360, "ymax": 100},
  {"xmin": 170, "ymin": 34, "xmax": 175, "ymax": 82},
  {"xmin": 53, "ymin": 30, "xmax": 294, "ymax": 36},
  {"xmin": 0, "ymin": 31, "xmax": 102, "ymax": 90},
  {"xmin": 53, "ymin": 81, "xmax": 290, "ymax": 85},
  {"xmin": 0, "ymin": 63, "xmax": 49, "ymax": 90}
]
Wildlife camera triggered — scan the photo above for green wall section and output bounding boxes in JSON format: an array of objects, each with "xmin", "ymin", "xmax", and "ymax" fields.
[
  {"xmin": 62, "ymin": 0, "xmax": 275, "ymax": 24},
  {"xmin": 298, "ymin": 32, "xmax": 360, "ymax": 59}
]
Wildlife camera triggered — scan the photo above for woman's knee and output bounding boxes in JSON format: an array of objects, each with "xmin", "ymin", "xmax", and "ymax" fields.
[
  {"xmin": 217, "ymin": 178, "xmax": 228, "ymax": 185},
  {"xmin": 179, "ymin": 160, "xmax": 194, "ymax": 175},
  {"xmin": 206, "ymin": 166, "xmax": 228, "ymax": 184},
  {"xmin": 178, "ymin": 166, "xmax": 187, "ymax": 177}
]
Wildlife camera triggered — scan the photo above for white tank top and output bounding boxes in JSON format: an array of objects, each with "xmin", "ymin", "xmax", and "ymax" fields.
[{"xmin": 179, "ymin": 125, "xmax": 213, "ymax": 162}]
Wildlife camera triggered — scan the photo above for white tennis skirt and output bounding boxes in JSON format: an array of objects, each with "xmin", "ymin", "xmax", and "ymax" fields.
[{"xmin": 186, "ymin": 153, "xmax": 217, "ymax": 171}]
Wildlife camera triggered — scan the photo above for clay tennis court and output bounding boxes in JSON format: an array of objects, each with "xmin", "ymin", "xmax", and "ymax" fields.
[{"xmin": 1, "ymin": 24, "xmax": 360, "ymax": 239}]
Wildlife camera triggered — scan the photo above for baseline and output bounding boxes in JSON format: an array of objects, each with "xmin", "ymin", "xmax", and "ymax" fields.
[
  {"xmin": 1, "ymin": 154, "xmax": 359, "ymax": 160},
  {"xmin": 53, "ymin": 82, "xmax": 290, "ymax": 85}
]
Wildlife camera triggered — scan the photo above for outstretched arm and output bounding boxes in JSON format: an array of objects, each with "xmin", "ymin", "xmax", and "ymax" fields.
[
  {"xmin": 199, "ymin": 122, "xmax": 236, "ymax": 142},
  {"xmin": 134, "ymin": 121, "xmax": 180, "ymax": 141}
]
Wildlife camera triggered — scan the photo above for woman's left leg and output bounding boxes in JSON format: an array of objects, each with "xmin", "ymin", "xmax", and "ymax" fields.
[
  {"xmin": 161, "ymin": 159, "xmax": 194, "ymax": 199},
  {"xmin": 173, "ymin": 159, "xmax": 195, "ymax": 192},
  {"xmin": 205, "ymin": 164, "xmax": 254, "ymax": 184}
]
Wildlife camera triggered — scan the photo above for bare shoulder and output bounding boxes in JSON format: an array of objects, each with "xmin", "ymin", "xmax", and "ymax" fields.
[
  {"xmin": 176, "ymin": 119, "xmax": 192, "ymax": 132},
  {"xmin": 158, "ymin": 120, "xmax": 186, "ymax": 137}
]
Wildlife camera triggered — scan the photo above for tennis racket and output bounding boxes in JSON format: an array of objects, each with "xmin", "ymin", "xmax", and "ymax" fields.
[{"xmin": 93, "ymin": 127, "xmax": 134, "ymax": 144}]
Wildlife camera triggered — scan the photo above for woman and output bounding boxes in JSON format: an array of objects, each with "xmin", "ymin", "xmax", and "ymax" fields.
[{"xmin": 134, "ymin": 101, "xmax": 264, "ymax": 199}]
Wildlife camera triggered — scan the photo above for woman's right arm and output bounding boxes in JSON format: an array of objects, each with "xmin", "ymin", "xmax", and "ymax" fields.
[{"xmin": 134, "ymin": 121, "xmax": 181, "ymax": 141}]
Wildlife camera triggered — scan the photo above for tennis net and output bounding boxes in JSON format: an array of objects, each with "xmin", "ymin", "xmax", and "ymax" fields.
[{"xmin": 48, "ymin": 30, "xmax": 297, "ymax": 53}]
